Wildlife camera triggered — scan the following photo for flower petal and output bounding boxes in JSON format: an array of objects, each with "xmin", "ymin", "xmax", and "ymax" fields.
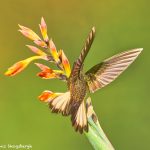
[
  {"xmin": 49, "ymin": 39, "xmax": 59, "ymax": 63},
  {"xmin": 39, "ymin": 17, "xmax": 49, "ymax": 42},
  {"xmin": 34, "ymin": 40, "xmax": 47, "ymax": 48},
  {"xmin": 37, "ymin": 72, "xmax": 57, "ymax": 79},
  {"xmin": 5, "ymin": 61, "xmax": 27, "ymax": 76},
  {"xmin": 35, "ymin": 63, "xmax": 64, "ymax": 74},
  {"xmin": 26, "ymin": 45, "xmax": 47, "ymax": 56},
  {"xmin": 59, "ymin": 50, "xmax": 71, "ymax": 77},
  {"xmin": 18, "ymin": 24, "xmax": 29, "ymax": 30},
  {"xmin": 18, "ymin": 24, "xmax": 41, "ymax": 41},
  {"xmin": 35, "ymin": 63, "xmax": 66, "ymax": 80},
  {"xmin": 35, "ymin": 63, "xmax": 56, "ymax": 79},
  {"xmin": 38, "ymin": 90, "xmax": 62, "ymax": 102},
  {"xmin": 35, "ymin": 63, "xmax": 52, "ymax": 71},
  {"xmin": 5, "ymin": 56, "xmax": 43, "ymax": 76}
]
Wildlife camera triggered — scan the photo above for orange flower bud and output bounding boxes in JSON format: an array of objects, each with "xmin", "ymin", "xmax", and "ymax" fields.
[
  {"xmin": 35, "ymin": 63, "xmax": 52, "ymax": 72},
  {"xmin": 34, "ymin": 40, "xmax": 47, "ymax": 48},
  {"xmin": 5, "ymin": 56, "xmax": 43, "ymax": 76},
  {"xmin": 35, "ymin": 63, "xmax": 65, "ymax": 79},
  {"xmin": 5, "ymin": 61, "xmax": 27, "ymax": 76},
  {"xmin": 38, "ymin": 71, "xmax": 57, "ymax": 79},
  {"xmin": 39, "ymin": 17, "xmax": 49, "ymax": 42},
  {"xmin": 49, "ymin": 39, "xmax": 59, "ymax": 63},
  {"xmin": 38, "ymin": 90, "xmax": 61, "ymax": 102},
  {"xmin": 59, "ymin": 50, "xmax": 71, "ymax": 77},
  {"xmin": 35, "ymin": 63, "xmax": 56, "ymax": 79},
  {"xmin": 18, "ymin": 24, "xmax": 41, "ymax": 41},
  {"xmin": 26, "ymin": 45, "xmax": 47, "ymax": 56}
]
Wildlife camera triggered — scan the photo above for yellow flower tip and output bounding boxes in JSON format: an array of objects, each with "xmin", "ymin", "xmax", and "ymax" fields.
[
  {"xmin": 49, "ymin": 39, "xmax": 56, "ymax": 50},
  {"xmin": 40, "ymin": 17, "xmax": 49, "ymax": 42},
  {"xmin": 61, "ymin": 50, "xmax": 71, "ymax": 77},
  {"xmin": 4, "ymin": 60, "xmax": 28, "ymax": 77},
  {"xmin": 41, "ymin": 16, "xmax": 44, "ymax": 21},
  {"xmin": 26, "ymin": 45, "xmax": 46, "ymax": 56},
  {"xmin": 58, "ymin": 49, "xmax": 62, "ymax": 58},
  {"xmin": 18, "ymin": 24, "xmax": 21, "ymax": 27},
  {"xmin": 49, "ymin": 39, "xmax": 59, "ymax": 62},
  {"xmin": 18, "ymin": 24, "xmax": 28, "ymax": 30},
  {"xmin": 5, "ymin": 56, "xmax": 44, "ymax": 77},
  {"xmin": 41, "ymin": 17, "xmax": 46, "ymax": 28}
]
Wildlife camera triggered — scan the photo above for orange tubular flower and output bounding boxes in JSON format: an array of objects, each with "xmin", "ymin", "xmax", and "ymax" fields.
[
  {"xmin": 35, "ymin": 63, "xmax": 54, "ymax": 79},
  {"xmin": 26, "ymin": 45, "xmax": 47, "ymax": 56},
  {"xmin": 59, "ymin": 50, "xmax": 71, "ymax": 77},
  {"xmin": 37, "ymin": 71, "xmax": 57, "ymax": 79},
  {"xmin": 34, "ymin": 40, "xmax": 47, "ymax": 48},
  {"xmin": 18, "ymin": 24, "xmax": 41, "ymax": 41},
  {"xmin": 38, "ymin": 90, "xmax": 62, "ymax": 102},
  {"xmin": 5, "ymin": 56, "xmax": 43, "ymax": 76},
  {"xmin": 49, "ymin": 39, "xmax": 60, "ymax": 63},
  {"xmin": 39, "ymin": 17, "xmax": 49, "ymax": 42},
  {"xmin": 35, "ymin": 63, "xmax": 64, "ymax": 79}
]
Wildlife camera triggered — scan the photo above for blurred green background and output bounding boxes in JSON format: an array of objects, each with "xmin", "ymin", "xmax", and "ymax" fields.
[{"xmin": 0, "ymin": 0, "xmax": 149, "ymax": 150}]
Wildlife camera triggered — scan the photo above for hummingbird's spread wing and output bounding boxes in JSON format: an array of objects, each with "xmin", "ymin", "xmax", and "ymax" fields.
[
  {"xmin": 85, "ymin": 48, "xmax": 143, "ymax": 93},
  {"xmin": 71, "ymin": 100, "xmax": 88, "ymax": 134},
  {"xmin": 71, "ymin": 27, "xmax": 95, "ymax": 78},
  {"xmin": 49, "ymin": 91, "xmax": 71, "ymax": 116}
]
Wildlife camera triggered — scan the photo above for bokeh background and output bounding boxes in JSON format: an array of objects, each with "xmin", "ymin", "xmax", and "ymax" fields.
[{"xmin": 0, "ymin": 0, "xmax": 149, "ymax": 150}]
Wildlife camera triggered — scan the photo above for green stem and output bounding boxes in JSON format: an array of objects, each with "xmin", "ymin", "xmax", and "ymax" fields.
[{"xmin": 85, "ymin": 117, "xmax": 114, "ymax": 150}]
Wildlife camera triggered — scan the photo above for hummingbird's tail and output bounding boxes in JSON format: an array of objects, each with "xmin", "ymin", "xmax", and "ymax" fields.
[
  {"xmin": 48, "ymin": 91, "xmax": 88, "ymax": 133},
  {"xmin": 70, "ymin": 100, "xmax": 88, "ymax": 134},
  {"xmin": 49, "ymin": 91, "xmax": 71, "ymax": 116}
]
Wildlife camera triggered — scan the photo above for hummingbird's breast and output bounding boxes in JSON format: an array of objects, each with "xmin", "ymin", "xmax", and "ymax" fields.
[{"xmin": 68, "ymin": 74, "xmax": 87, "ymax": 103}]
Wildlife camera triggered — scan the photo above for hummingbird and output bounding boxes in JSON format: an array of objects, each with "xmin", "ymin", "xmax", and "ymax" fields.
[{"xmin": 48, "ymin": 27, "xmax": 143, "ymax": 133}]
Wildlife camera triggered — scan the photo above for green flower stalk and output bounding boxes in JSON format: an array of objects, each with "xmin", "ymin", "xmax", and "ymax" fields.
[
  {"xmin": 86, "ymin": 97, "xmax": 114, "ymax": 150},
  {"xmin": 5, "ymin": 17, "xmax": 142, "ymax": 149}
]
